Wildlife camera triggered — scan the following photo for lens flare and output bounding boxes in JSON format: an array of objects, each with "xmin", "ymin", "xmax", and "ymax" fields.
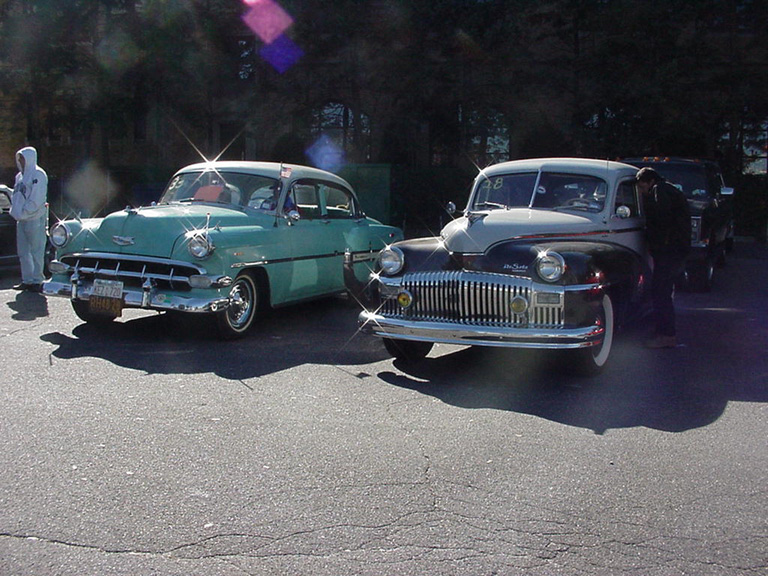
[{"xmin": 241, "ymin": 0, "xmax": 293, "ymax": 44}]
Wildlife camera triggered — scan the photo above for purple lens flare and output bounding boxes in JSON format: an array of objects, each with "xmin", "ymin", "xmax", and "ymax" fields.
[{"xmin": 242, "ymin": 0, "xmax": 303, "ymax": 73}]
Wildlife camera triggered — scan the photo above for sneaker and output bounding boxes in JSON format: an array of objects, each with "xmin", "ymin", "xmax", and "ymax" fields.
[
  {"xmin": 12, "ymin": 282, "xmax": 31, "ymax": 291},
  {"xmin": 26, "ymin": 283, "xmax": 43, "ymax": 293},
  {"xmin": 645, "ymin": 335, "xmax": 677, "ymax": 349}
]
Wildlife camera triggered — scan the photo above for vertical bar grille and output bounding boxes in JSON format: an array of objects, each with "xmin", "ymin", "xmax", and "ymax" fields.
[{"xmin": 381, "ymin": 271, "xmax": 563, "ymax": 328}]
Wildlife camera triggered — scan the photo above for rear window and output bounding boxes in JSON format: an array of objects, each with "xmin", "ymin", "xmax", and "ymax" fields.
[{"xmin": 634, "ymin": 163, "xmax": 715, "ymax": 199}]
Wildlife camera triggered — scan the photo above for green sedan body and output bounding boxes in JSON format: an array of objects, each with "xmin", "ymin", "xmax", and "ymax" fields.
[{"xmin": 43, "ymin": 162, "xmax": 403, "ymax": 338}]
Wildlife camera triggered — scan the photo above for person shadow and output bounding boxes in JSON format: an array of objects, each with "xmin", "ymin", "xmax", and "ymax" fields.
[{"xmin": 7, "ymin": 290, "xmax": 49, "ymax": 320}]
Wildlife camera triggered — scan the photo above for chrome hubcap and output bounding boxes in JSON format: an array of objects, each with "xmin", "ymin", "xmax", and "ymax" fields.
[{"xmin": 229, "ymin": 283, "xmax": 252, "ymax": 327}]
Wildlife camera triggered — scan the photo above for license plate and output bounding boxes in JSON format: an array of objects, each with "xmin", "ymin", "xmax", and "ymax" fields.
[{"xmin": 89, "ymin": 279, "xmax": 124, "ymax": 317}]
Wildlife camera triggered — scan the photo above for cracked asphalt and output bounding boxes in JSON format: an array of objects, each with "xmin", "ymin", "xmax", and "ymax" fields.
[{"xmin": 1, "ymin": 240, "xmax": 766, "ymax": 575}]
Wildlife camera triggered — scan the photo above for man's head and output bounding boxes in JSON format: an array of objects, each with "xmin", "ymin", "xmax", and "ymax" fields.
[
  {"xmin": 15, "ymin": 147, "xmax": 38, "ymax": 175},
  {"xmin": 635, "ymin": 167, "xmax": 661, "ymax": 195}
]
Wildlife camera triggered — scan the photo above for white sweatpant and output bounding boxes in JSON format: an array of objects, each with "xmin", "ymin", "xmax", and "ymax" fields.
[{"xmin": 16, "ymin": 214, "xmax": 47, "ymax": 284}]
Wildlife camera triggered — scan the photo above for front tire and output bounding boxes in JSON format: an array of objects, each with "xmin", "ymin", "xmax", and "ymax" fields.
[
  {"xmin": 572, "ymin": 293, "xmax": 614, "ymax": 376},
  {"xmin": 216, "ymin": 272, "xmax": 262, "ymax": 339},
  {"xmin": 383, "ymin": 338, "xmax": 433, "ymax": 362}
]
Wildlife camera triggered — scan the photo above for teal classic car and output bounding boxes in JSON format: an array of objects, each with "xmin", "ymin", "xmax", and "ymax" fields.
[{"xmin": 43, "ymin": 162, "xmax": 403, "ymax": 338}]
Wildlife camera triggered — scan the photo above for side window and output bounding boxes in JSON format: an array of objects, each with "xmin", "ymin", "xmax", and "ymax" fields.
[
  {"xmin": 291, "ymin": 181, "xmax": 321, "ymax": 219},
  {"xmin": 321, "ymin": 183, "xmax": 355, "ymax": 219},
  {"xmin": 249, "ymin": 184, "xmax": 279, "ymax": 209},
  {"xmin": 615, "ymin": 180, "xmax": 639, "ymax": 217}
]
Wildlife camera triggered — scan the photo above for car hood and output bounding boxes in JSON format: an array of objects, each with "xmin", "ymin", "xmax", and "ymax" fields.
[
  {"xmin": 441, "ymin": 209, "xmax": 600, "ymax": 254},
  {"xmin": 77, "ymin": 204, "xmax": 267, "ymax": 257}
]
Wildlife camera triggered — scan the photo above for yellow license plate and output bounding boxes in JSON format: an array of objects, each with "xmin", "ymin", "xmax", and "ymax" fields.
[{"xmin": 89, "ymin": 279, "xmax": 124, "ymax": 317}]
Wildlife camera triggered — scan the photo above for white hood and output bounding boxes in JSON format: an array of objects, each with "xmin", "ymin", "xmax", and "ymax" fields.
[
  {"xmin": 441, "ymin": 209, "xmax": 600, "ymax": 253},
  {"xmin": 17, "ymin": 147, "xmax": 40, "ymax": 183},
  {"xmin": 11, "ymin": 146, "xmax": 48, "ymax": 221}
]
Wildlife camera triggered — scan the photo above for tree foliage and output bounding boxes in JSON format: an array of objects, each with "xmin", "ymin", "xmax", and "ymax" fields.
[{"xmin": 0, "ymin": 0, "xmax": 765, "ymax": 180}]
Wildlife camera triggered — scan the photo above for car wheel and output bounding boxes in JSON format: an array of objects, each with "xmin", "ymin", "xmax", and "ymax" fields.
[
  {"xmin": 71, "ymin": 300, "xmax": 116, "ymax": 326},
  {"xmin": 573, "ymin": 293, "xmax": 614, "ymax": 376},
  {"xmin": 216, "ymin": 272, "xmax": 262, "ymax": 339},
  {"xmin": 383, "ymin": 338, "xmax": 434, "ymax": 362}
]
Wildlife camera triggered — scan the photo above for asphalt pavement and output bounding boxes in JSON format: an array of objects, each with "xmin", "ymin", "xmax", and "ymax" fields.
[{"xmin": 1, "ymin": 240, "xmax": 766, "ymax": 575}]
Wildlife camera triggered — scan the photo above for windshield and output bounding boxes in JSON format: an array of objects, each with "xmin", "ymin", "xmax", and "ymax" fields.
[
  {"xmin": 472, "ymin": 171, "xmax": 607, "ymax": 213},
  {"xmin": 159, "ymin": 170, "xmax": 280, "ymax": 209}
]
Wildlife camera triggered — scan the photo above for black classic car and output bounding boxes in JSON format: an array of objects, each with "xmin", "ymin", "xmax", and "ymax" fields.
[
  {"xmin": 353, "ymin": 158, "xmax": 651, "ymax": 375},
  {"xmin": 0, "ymin": 184, "xmax": 54, "ymax": 277},
  {"xmin": 0, "ymin": 185, "xmax": 18, "ymax": 270},
  {"xmin": 624, "ymin": 157, "xmax": 734, "ymax": 291}
]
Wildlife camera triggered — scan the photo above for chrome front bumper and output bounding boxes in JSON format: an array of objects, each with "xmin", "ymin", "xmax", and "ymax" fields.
[
  {"xmin": 42, "ymin": 279, "xmax": 230, "ymax": 314},
  {"xmin": 358, "ymin": 310, "xmax": 605, "ymax": 350}
]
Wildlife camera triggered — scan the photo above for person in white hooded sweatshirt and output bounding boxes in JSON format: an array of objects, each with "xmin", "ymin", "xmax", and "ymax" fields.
[{"xmin": 9, "ymin": 146, "xmax": 48, "ymax": 292}]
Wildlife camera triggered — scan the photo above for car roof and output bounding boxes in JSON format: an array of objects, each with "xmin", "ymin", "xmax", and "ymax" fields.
[
  {"xmin": 623, "ymin": 157, "xmax": 721, "ymax": 170},
  {"xmin": 176, "ymin": 161, "xmax": 354, "ymax": 189},
  {"xmin": 477, "ymin": 157, "xmax": 639, "ymax": 180}
]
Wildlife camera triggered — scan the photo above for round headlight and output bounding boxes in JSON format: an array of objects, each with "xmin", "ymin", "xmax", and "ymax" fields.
[
  {"xmin": 188, "ymin": 233, "xmax": 214, "ymax": 259},
  {"xmin": 536, "ymin": 251, "xmax": 565, "ymax": 282},
  {"xmin": 49, "ymin": 222, "xmax": 70, "ymax": 247},
  {"xmin": 378, "ymin": 246, "xmax": 404, "ymax": 276}
]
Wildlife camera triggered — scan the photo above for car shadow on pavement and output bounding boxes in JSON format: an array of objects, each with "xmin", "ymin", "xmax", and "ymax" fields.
[
  {"xmin": 376, "ymin": 241, "xmax": 768, "ymax": 434},
  {"xmin": 40, "ymin": 295, "xmax": 390, "ymax": 379},
  {"xmin": 376, "ymin": 307, "xmax": 767, "ymax": 435}
]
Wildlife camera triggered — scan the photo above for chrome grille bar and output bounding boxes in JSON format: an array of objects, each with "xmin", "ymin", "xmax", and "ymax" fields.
[
  {"xmin": 382, "ymin": 271, "xmax": 564, "ymax": 328},
  {"xmin": 60, "ymin": 252, "xmax": 205, "ymax": 289}
]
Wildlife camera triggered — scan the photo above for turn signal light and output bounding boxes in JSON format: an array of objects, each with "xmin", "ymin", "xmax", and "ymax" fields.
[{"xmin": 396, "ymin": 290, "xmax": 413, "ymax": 309}]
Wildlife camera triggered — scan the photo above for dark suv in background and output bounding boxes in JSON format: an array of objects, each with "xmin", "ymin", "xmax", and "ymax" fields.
[{"xmin": 624, "ymin": 157, "xmax": 734, "ymax": 291}]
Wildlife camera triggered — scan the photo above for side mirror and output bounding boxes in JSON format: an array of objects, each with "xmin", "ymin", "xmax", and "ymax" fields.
[
  {"xmin": 287, "ymin": 209, "xmax": 300, "ymax": 222},
  {"xmin": 721, "ymin": 186, "xmax": 734, "ymax": 197},
  {"xmin": 615, "ymin": 205, "xmax": 632, "ymax": 219},
  {"xmin": 446, "ymin": 202, "xmax": 456, "ymax": 215}
]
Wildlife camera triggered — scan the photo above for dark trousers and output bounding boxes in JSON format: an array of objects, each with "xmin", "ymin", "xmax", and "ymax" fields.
[{"xmin": 651, "ymin": 253, "xmax": 686, "ymax": 337}]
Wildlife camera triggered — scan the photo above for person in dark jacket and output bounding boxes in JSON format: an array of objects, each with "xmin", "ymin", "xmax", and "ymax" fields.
[{"xmin": 636, "ymin": 167, "xmax": 691, "ymax": 348}]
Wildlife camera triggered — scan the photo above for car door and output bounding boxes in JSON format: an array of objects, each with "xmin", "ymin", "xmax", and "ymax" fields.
[
  {"xmin": 284, "ymin": 179, "xmax": 341, "ymax": 299},
  {"xmin": 610, "ymin": 177, "xmax": 649, "ymax": 264},
  {"xmin": 316, "ymin": 181, "xmax": 382, "ymax": 287},
  {"xmin": 0, "ymin": 188, "xmax": 17, "ymax": 267}
]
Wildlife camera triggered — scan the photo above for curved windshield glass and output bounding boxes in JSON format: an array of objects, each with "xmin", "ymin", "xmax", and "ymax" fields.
[
  {"xmin": 159, "ymin": 170, "xmax": 279, "ymax": 210},
  {"xmin": 473, "ymin": 172, "xmax": 537, "ymax": 210},
  {"xmin": 471, "ymin": 171, "xmax": 607, "ymax": 213}
]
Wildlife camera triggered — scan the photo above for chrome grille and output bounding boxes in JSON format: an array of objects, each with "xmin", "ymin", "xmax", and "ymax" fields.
[
  {"xmin": 381, "ymin": 271, "xmax": 564, "ymax": 328},
  {"xmin": 59, "ymin": 252, "xmax": 205, "ymax": 291}
]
